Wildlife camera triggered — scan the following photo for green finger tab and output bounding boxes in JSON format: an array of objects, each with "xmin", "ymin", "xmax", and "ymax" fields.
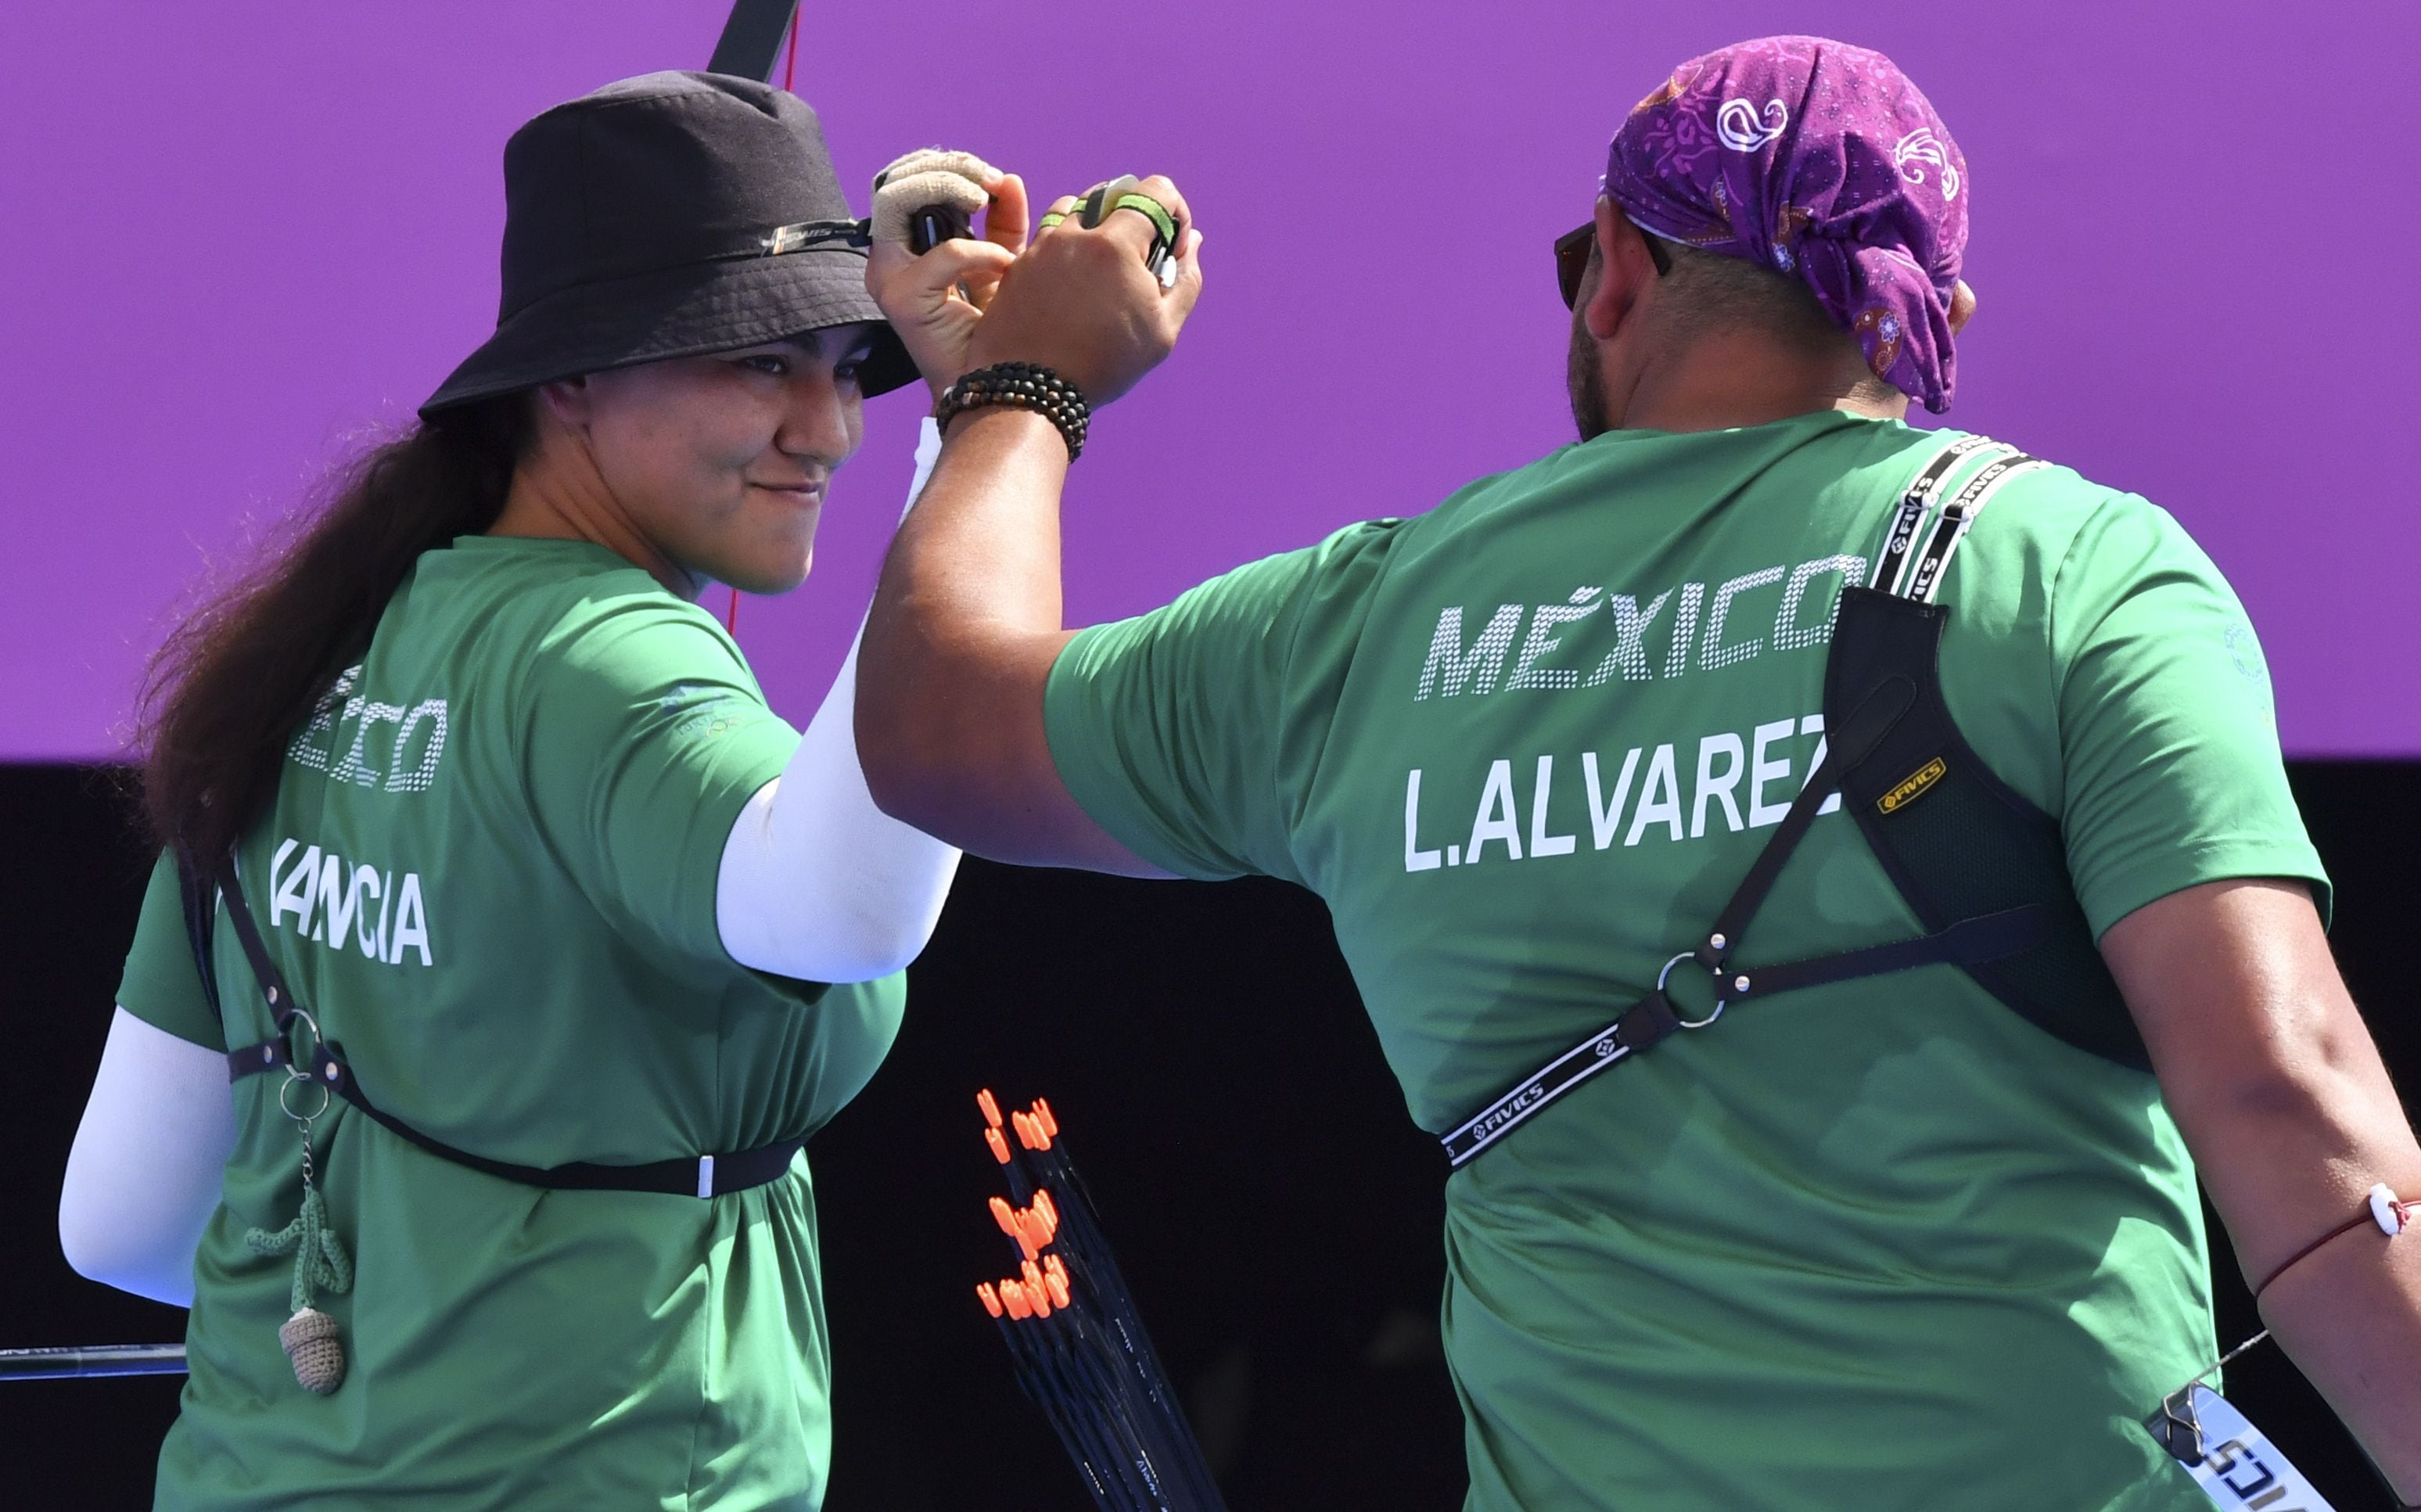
[{"xmin": 1110, "ymin": 193, "xmax": 1179, "ymax": 244}]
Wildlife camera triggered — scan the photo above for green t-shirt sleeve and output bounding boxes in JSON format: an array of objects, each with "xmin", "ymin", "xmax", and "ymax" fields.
[
  {"xmin": 1045, "ymin": 522, "xmax": 1403, "ymax": 885},
  {"xmin": 117, "ymin": 849, "xmax": 228, "ymax": 1051},
  {"xmin": 521, "ymin": 594, "xmax": 803, "ymax": 971},
  {"xmin": 2050, "ymin": 495, "xmax": 2329, "ymax": 937}
]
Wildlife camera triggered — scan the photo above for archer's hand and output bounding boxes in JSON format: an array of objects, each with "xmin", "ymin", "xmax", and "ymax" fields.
[
  {"xmin": 961, "ymin": 175, "xmax": 1204, "ymax": 408},
  {"xmin": 864, "ymin": 171, "xmax": 1030, "ymax": 408}
]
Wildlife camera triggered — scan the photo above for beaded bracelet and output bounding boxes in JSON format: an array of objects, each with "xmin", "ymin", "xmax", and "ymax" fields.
[{"xmin": 936, "ymin": 362, "xmax": 1091, "ymax": 461}]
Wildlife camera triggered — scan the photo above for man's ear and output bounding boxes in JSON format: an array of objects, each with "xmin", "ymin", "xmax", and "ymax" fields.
[
  {"xmin": 1948, "ymin": 278, "xmax": 1977, "ymax": 336},
  {"xmin": 536, "ymin": 375, "xmax": 591, "ymax": 431},
  {"xmin": 1584, "ymin": 198, "xmax": 1658, "ymax": 341}
]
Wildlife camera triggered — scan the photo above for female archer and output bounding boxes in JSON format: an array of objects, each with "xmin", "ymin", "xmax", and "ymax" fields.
[{"xmin": 59, "ymin": 71, "xmax": 1022, "ymax": 1508}]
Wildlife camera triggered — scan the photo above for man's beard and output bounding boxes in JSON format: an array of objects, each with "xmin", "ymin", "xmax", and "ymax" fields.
[{"xmin": 1567, "ymin": 310, "xmax": 1607, "ymax": 442}]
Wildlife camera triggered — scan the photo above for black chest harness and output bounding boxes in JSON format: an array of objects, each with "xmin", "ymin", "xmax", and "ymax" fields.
[
  {"xmin": 1441, "ymin": 436, "xmax": 2149, "ymax": 1168},
  {"xmin": 178, "ymin": 856, "xmax": 807, "ymax": 1199}
]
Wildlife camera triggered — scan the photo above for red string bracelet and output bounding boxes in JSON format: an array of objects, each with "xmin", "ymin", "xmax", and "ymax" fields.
[{"xmin": 2252, "ymin": 1182, "xmax": 2413, "ymax": 1300}]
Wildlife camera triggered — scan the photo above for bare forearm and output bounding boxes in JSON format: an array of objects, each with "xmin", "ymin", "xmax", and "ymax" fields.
[
  {"xmin": 2257, "ymin": 1190, "xmax": 2421, "ymax": 1495},
  {"xmin": 2179, "ymin": 1050, "xmax": 2421, "ymax": 1492},
  {"xmin": 2107, "ymin": 880, "xmax": 2421, "ymax": 1491},
  {"xmin": 860, "ymin": 408, "xmax": 1068, "ymax": 797},
  {"xmin": 857, "ymin": 409, "xmax": 1148, "ymax": 870},
  {"xmin": 874, "ymin": 407, "xmax": 1072, "ymax": 649},
  {"xmin": 856, "ymin": 171, "xmax": 1201, "ymax": 871},
  {"xmin": 2175, "ymin": 1013, "xmax": 2421, "ymax": 1283}
]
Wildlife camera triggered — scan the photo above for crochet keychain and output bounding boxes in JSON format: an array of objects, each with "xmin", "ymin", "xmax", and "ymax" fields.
[{"xmin": 244, "ymin": 1042, "xmax": 354, "ymax": 1395}]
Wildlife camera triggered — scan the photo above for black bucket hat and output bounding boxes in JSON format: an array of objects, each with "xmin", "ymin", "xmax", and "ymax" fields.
[{"xmin": 420, "ymin": 70, "xmax": 914, "ymax": 418}]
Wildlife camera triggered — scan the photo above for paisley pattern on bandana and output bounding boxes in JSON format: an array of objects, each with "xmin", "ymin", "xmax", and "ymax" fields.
[
  {"xmin": 1852, "ymin": 306, "xmax": 1904, "ymax": 379},
  {"xmin": 1600, "ymin": 37, "xmax": 1970, "ymax": 412},
  {"xmin": 1773, "ymin": 205, "xmax": 1812, "ymax": 272}
]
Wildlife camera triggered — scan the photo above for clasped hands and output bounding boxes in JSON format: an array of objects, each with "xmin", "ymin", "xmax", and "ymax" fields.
[{"xmin": 864, "ymin": 166, "xmax": 1205, "ymax": 414}]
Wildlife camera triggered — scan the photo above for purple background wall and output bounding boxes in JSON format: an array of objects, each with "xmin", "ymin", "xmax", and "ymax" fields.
[{"xmin": 3, "ymin": 2, "xmax": 2415, "ymax": 758}]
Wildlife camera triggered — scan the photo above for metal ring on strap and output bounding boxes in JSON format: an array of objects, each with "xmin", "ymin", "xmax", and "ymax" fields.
[
  {"xmin": 1656, "ymin": 952, "xmax": 1727, "ymax": 1030},
  {"xmin": 278, "ymin": 1072, "xmax": 331, "ymax": 1123}
]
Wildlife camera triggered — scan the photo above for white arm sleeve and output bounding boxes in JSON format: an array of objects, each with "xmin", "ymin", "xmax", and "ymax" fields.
[
  {"xmin": 717, "ymin": 418, "xmax": 963, "ymax": 983},
  {"xmin": 59, "ymin": 1007, "xmax": 235, "ymax": 1306}
]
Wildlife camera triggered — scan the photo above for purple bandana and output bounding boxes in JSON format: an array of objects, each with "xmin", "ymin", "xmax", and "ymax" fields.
[{"xmin": 1602, "ymin": 37, "xmax": 1969, "ymax": 413}]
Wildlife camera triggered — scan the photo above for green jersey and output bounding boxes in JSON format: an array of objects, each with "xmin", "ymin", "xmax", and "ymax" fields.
[
  {"xmin": 116, "ymin": 535, "xmax": 903, "ymax": 1510},
  {"xmin": 1043, "ymin": 411, "xmax": 2327, "ymax": 1510}
]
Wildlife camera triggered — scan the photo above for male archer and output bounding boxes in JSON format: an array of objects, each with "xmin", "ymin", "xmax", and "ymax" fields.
[{"xmin": 859, "ymin": 37, "xmax": 2421, "ymax": 1507}]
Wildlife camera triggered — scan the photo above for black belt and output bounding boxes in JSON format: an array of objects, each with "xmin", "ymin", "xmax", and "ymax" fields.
[{"xmin": 200, "ymin": 853, "xmax": 803, "ymax": 1200}]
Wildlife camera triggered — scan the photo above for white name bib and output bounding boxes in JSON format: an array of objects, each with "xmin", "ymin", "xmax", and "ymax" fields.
[{"xmin": 2161, "ymin": 1387, "xmax": 2337, "ymax": 1511}]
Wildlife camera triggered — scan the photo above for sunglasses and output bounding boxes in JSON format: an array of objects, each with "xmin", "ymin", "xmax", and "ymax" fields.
[{"xmin": 1555, "ymin": 221, "xmax": 1672, "ymax": 309}]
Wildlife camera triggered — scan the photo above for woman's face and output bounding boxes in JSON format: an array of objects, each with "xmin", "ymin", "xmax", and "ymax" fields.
[{"xmin": 574, "ymin": 323, "xmax": 876, "ymax": 594}]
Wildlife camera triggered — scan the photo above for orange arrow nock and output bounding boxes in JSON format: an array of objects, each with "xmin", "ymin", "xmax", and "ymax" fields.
[
  {"xmin": 976, "ymin": 1282, "xmax": 1004, "ymax": 1318},
  {"xmin": 1024, "ymin": 1273, "xmax": 1053, "ymax": 1318},
  {"xmin": 976, "ymin": 1089, "xmax": 1003, "ymax": 1130},
  {"xmin": 1015, "ymin": 1211, "xmax": 1052, "ymax": 1255},
  {"xmin": 992, "ymin": 1196, "xmax": 1038, "ymax": 1259}
]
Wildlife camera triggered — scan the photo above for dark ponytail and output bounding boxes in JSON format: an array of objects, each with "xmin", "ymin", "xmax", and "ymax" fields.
[{"xmin": 138, "ymin": 398, "xmax": 533, "ymax": 862}]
